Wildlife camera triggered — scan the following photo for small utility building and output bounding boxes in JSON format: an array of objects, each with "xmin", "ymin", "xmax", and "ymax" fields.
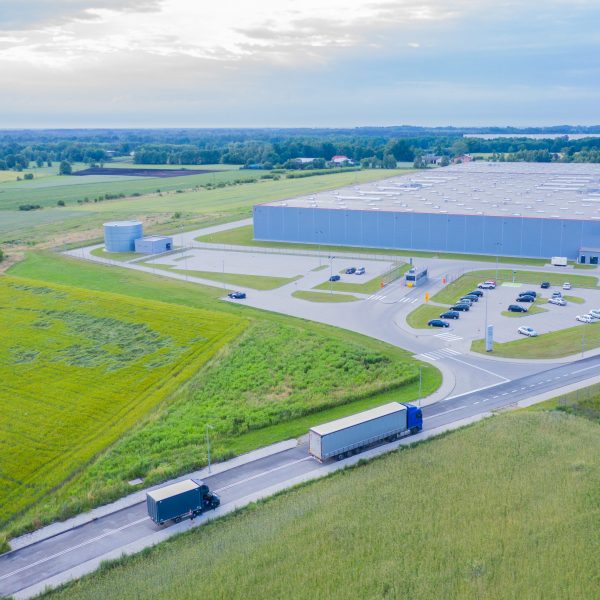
[{"xmin": 134, "ymin": 236, "xmax": 173, "ymax": 254}]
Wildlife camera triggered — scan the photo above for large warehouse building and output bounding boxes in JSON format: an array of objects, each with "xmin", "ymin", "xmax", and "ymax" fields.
[{"xmin": 253, "ymin": 163, "xmax": 600, "ymax": 262}]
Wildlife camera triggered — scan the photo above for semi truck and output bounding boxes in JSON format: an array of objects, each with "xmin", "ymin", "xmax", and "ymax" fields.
[
  {"xmin": 309, "ymin": 402, "xmax": 422, "ymax": 462},
  {"xmin": 146, "ymin": 478, "xmax": 220, "ymax": 526}
]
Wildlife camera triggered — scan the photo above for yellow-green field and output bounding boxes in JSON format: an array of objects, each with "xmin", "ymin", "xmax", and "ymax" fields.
[{"xmin": 0, "ymin": 276, "xmax": 246, "ymax": 525}]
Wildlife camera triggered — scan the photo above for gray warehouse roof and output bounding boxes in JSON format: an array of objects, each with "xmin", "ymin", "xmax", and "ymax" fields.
[{"xmin": 259, "ymin": 162, "xmax": 600, "ymax": 221}]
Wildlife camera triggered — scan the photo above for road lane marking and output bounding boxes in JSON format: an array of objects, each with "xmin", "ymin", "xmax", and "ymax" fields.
[
  {"xmin": 0, "ymin": 517, "xmax": 150, "ymax": 581},
  {"xmin": 572, "ymin": 365, "xmax": 597, "ymax": 374},
  {"xmin": 473, "ymin": 401, "xmax": 480, "ymax": 405},
  {"xmin": 444, "ymin": 356, "xmax": 510, "ymax": 382},
  {"xmin": 214, "ymin": 457, "xmax": 313, "ymax": 494},
  {"xmin": 429, "ymin": 405, "xmax": 467, "ymax": 417}
]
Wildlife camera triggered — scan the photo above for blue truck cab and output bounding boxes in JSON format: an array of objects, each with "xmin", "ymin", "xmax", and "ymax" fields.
[{"xmin": 403, "ymin": 403, "xmax": 423, "ymax": 434}]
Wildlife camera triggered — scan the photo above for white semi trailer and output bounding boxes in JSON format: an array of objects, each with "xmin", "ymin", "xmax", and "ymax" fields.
[{"xmin": 309, "ymin": 402, "xmax": 423, "ymax": 462}]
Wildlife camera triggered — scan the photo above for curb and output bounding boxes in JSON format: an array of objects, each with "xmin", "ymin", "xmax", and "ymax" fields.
[{"xmin": 9, "ymin": 439, "xmax": 298, "ymax": 552}]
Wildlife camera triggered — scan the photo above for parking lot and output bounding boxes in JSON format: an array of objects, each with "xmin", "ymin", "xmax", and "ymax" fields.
[
  {"xmin": 429, "ymin": 281, "xmax": 600, "ymax": 343},
  {"xmin": 144, "ymin": 247, "xmax": 395, "ymax": 290}
]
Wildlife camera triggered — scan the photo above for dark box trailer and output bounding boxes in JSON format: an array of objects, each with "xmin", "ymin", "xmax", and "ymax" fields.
[
  {"xmin": 309, "ymin": 402, "xmax": 422, "ymax": 462},
  {"xmin": 146, "ymin": 478, "xmax": 219, "ymax": 525}
]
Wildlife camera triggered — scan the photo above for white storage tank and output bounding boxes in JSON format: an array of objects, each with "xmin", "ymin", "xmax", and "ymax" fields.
[{"xmin": 103, "ymin": 221, "xmax": 143, "ymax": 252}]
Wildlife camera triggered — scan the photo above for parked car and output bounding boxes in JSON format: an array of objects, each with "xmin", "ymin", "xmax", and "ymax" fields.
[
  {"xmin": 484, "ymin": 280, "xmax": 497, "ymax": 286},
  {"xmin": 576, "ymin": 314, "xmax": 593, "ymax": 323},
  {"xmin": 329, "ymin": 274, "xmax": 341, "ymax": 282},
  {"xmin": 451, "ymin": 304, "xmax": 470, "ymax": 311},
  {"xmin": 457, "ymin": 298, "xmax": 472, "ymax": 306},
  {"xmin": 463, "ymin": 294, "xmax": 479, "ymax": 302},
  {"xmin": 228, "ymin": 291, "xmax": 246, "ymax": 300},
  {"xmin": 468, "ymin": 290, "xmax": 484, "ymax": 297},
  {"xmin": 508, "ymin": 304, "xmax": 528, "ymax": 313},
  {"xmin": 440, "ymin": 310, "xmax": 460, "ymax": 320},
  {"xmin": 517, "ymin": 295, "xmax": 535, "ymax": 303},
  {"xmin": 589, "ymin": 309, "xmax": 600, "ymax": 318},
  {"xmin": 548, "ymin": 297, "xmax": 567, "ymax": 306},
  {"xmin": 345, "ymin": 267, "xmax": 356, "ymax": 274},
  {"xmin": 355, "ymin": 267, "xmax": 366, "ymax": 275},
  {"xmin": 519, "ymin": 290, "xmax": 537, "ymax": 298},
  {"xmin": 584, "ymin": 313, "xmax": 600, "ymax": 321},
  {"xmin": 428, "ymin": 319, "xmax": 450, "ymax": 328},
  {"xmin": 478, "ymin": 282, "xmax": 495, "ymax": 290},
  {"xmin": 563, "ymin": 282, "xmax": 572, "ymax": 290},
  {"xmin": 552, "ymin": 291, "xmax": 563, "ymax": 298},
  {"xmin": 518, "ymin": 326, "xmax": 538, "ymax": 337},
  {"xmin": 540, "ymin": 281, "xmax": 551, "ymax": 289}
]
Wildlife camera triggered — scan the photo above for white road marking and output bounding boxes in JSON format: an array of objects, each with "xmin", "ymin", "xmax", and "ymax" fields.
[
  {"xmin": 214, "ymin": 457, "xmax": 313, "ymax": 494},
  {"xmin": 572, "ymin": 365, "xmax": 597, "ymax": 374},
  {"xmin": 444, "ymin": 356, "xmax": 510, "ymax": 382},
  {"xmin": 429, "ymin": 405, "xmax": 467, "ymax": 417},
  {"xmin": 0, "ymin": 517, "xmax": 150, "ymax": 581},
  {"xmin": 473, "ymin": 401, "xmax": 480, "ymax": 405},
  {"xmin": 1, "ymin": 456, "xmax": 315, "ymax": 582},
  {"xmin": 435, "ymin": 332, "xmax": 463, "ymax": 341}
]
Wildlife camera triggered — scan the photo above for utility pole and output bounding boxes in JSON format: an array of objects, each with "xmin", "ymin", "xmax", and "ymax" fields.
[
  {"xmin": 582, "ymin": 328, "xmax": 586, "ymax": 358},
  {"xmin": 205, "ymin": 424, "xmax": 213, "ymax": 473},
  {"xmin": 329, "ymin": 255, "xmax": 333, "ymax": 294},
  {"xmin": 418, "ymin": 366, "xmax": 422, "ymax": 407}
]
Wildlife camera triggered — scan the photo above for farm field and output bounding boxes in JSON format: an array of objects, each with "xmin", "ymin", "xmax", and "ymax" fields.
[
  {"xmin": 196, "ymin": 225, "xmax": 548, "ymax": 265},
  {"xmin": 0, "ymin": 166, "xmax": 265, "ymax": 210},
  {"xmin": 0, "ymin": 275, "xmax": 246, "ymax": 527},
  {"xmin": 6, "ymin": 253, "xmax": 439, "ymax": 537},
  {"xmin": 39, "ymin": 411, "xmax": 600, "ymax": 600}
]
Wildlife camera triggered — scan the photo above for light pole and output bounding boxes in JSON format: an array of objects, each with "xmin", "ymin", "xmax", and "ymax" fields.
[
  {"xmin": 316, "ymin": 229, "xmax": 323, "ymax": 267},
  {"xmin": 205, "ymin": 423, "xmax": 213, "ymax": 473},
  {"xmin": 582, "ymin": 328, "xmax": 586, "ymax": 358},
  {"xmin": 418, "ymin": 366, "xmax": 422, "ymax": 407},
  {"xmin": 329, "ymin": 255, "xmax": 333, "ymax": 294},
  {"xmin": 495, "ymin": 242, "xmax": 500, "ymax": 283},
  {"xmin": 222, "ymin": 259, "xmax": 225, "ymax": 290}
]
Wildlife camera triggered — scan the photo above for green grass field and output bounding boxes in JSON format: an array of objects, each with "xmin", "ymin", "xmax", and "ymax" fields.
[
  {"xmin": 433, "ymin": 270, "xmax": 599, "ymax": 305},
  {"xmin": 471, "ymin": 321, "xmax": 600, "ymax": 358},
  {"xmin": 405, "ymin": 304, "xmax": 446, "ymax": 328},
  {"xmin": 196, "ymin": 225, "xmax": 548, "ymax": 265},
  {"xmin": 564, "ymin": 294, "xmax": 585, "ymax": 304},
  {"xmin": 5, "ymin": 252, "xmax": 439, "ymax": 537},
  {"xmin": 501, "ymin": 305, "xmax": 548, "ymax": 317},
  {"xmin": 0, "ymin": 275, "xmax": 246, "ymax": 527},
  {"xmin": 292, "ymin": 290, "xmax": 360, "ymax": 302},
  {"xmin": 145, "ymin": 263, "xmax": 300, "ymax": 290},
  {"xmin": 39, "ymin": 411, "xmax": 600, "ymax": 600}
]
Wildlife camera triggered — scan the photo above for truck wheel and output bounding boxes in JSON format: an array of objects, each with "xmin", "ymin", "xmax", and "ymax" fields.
[
  {"xmin": 159, "ymin": 521, "xmax": 164, "ymax": 526},
  {"xmin": 337, "ymin": 454, "xmax": 343, "ymax": 461},
  {"xmin": 174, "ymin": 516, "xmax": 181, "ymax": 523}
]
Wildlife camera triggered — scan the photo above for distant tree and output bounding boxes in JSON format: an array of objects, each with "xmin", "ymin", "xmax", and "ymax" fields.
[
  {"xmin": 413, "ymin": 155, "xmax": 427, "ymax": 169},
  {"xmin": 0, "ymin": 160, "xmax": 6, "ymax": 170},
  {"xmin": 383, "ymin": 154, "xmax": 397, "ymax": 169},
  {"xmin": 36, "ymin": 157, "xmax": 44, "ymax": 168},
  {"xmin": 440, "ymin": 156, "xmax": 450, "ymax": 167},
  {"xmin": 24, "ymin": 173, "xmax": 34, "ymax": 180},
  {"xmin": 46, "ymin": 160, "xmax": 52, "ymax": 167},
  {"xmin": 451, "ymin": 139, "xmax": 469, "ymax": 157},
  {"xmin": 387, "ymin": 139, "xmax": 414, "ymax": 161},
  {"xmin": 59, "ymin": 160, "xmax": 72, "ymax": 175},
  {"xmin": 57, "ymin": 200, "xmax": 65, "ymax": 206}
]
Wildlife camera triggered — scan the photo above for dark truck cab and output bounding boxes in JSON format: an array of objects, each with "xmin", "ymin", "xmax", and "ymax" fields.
[
  {"xmin": 147, "ymin": 478, "xmax": 220, "ymax": 526},
  {"xmin": 404, "ymin": 403, "xmax": 423, "ymax": 434}
]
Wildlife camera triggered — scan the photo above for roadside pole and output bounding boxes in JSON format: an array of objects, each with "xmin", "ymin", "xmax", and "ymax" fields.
[
  {"xmin": 418, "ymin": 366, "xmax": 422, "ymax": 407},
  {"xmin": 205, "ymin": 424, "xmax": 213, "ymax": 473}
]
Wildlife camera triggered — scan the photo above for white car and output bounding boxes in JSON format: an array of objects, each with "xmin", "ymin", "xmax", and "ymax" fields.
[
  {"xmin": 563, "ymin": 282, "xmax": 572, "ymax": 290},
  {"xmin": 584, "ymin": 313, "xmax": 600, "ymax": 321},
  {"xmin": 478, "ymin": 281, "xmax": 496, "ymax": 289},
  {"xmin": 355, "ymin": 267, "xmax": 366, "ymax": 275},
  {"xmin": 518, "ymin": 326, "xmax": 538, "ymax": 337},
  {"xmin": 590, "ymin": 309, "xmax": 600, "ymax": 318},
  {"xmin": 548, "ymin": 297, "xmax": 567, "ymax": 306},
  {"xmin": 576, "ymin": 315, "xmax": 593, "ymax": 323}
]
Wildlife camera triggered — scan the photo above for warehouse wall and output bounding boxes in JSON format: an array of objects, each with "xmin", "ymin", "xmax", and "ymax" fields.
[{"xmin": 253, "ymin": 205, "xmax": 600, "ymax": 259}]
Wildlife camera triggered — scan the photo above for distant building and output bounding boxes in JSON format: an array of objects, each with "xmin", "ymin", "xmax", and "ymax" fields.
[
  {"xmin": 330, "ymin": 155, "xmax": 354, "ymax": 166},
  {"xmin": 134, "ymin": 236, "xmax": 173, "ymax": 254},
  {"xmin": 423, "ymin": 154, "xmax": 443, "ymax": 165},
  {"xmin": 453, "ymin": 154, "xmax": 473, "ymax": 164},
  {"xmin": 294, "ymin": 157, "xmax": 317, "ymax": 164}
]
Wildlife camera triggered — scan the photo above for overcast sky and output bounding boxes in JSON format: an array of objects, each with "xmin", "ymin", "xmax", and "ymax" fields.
[{"xmin": 1, "ymin": 0, "xmax": 599, "ymax": 128}]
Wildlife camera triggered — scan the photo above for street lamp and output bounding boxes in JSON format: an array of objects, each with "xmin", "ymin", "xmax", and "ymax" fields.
[
  {"xmin": 418, "ymin": 366, "xmax": 422, "ymax": 407},
  {"xmin": 329, "ymin": 255, "xmax": 334, "ymax": 294},
  {"xmin": 205, "ymin": 423, "xmax": 214, "ymax": 473},
  {"xmin": 316, "ymin": 229, "xmax": 323, "ymax": 267}
]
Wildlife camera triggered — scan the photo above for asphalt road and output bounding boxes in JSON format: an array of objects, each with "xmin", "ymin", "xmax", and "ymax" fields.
[{"xmin": 2, "ymin": 354, "xmax": 600, "ymax": 597}]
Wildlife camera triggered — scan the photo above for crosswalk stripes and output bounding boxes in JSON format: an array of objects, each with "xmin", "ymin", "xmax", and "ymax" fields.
[
  {"xmin": 367, "ymin": 293, "xmax": 387, "ymax": 301},
  {"xmin": 434, "ymin": 332, "xmax": 463, "ymax": 341},
  {"xmin": 398, "ymin": 297, "xmax": 419, "ymax": 303},
  {"xmin": 416, "ymin": 347, "xmax": 462, "ymax": 361}
]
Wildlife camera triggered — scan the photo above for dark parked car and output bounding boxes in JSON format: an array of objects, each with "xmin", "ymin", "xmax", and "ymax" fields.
[
  {"xmin": 463, "ymin": 294, "xmax": 479, "ymax": 302},
  {"xmin": 451, "ymin": 304, "xmax": 470, "ymax": 311},
  {"xmin": 519, "ymin": 290, "xmax": 537, "ymax": 298},
  {"xmin": 329, "ymin": 274, "xmax": 341, "ymax": 282},
  {"xmin": 440, "ymin": 311, "xmax": 460, "ymax": 320},
  {"xmin": 457, "ymin": 298, "xmax": 473, "ymax": 305},
  {"xmin": 468, "ymin": 290, "xmax": 484, "ymax": 297},
  {"xmin": 517, "ymin": 295, "xmax": 535, "ymax": 303},
  {"xmin": 345, "ymin": 267, "xmax": 356, "ymax": 274},
  {"xmin": 508, "ymin": 304, "xmax": 528, "ymax": 313},
  {"xmin": 541, "ymin": 282, "xmax": 550, "ymax": 289},
  {"xmin": 428, "ymin": 319, "xmax": 450, "ymax": 328},
  {"xmin": 228, "ymin": 291, "xmax": 246, "ymax": 299}
]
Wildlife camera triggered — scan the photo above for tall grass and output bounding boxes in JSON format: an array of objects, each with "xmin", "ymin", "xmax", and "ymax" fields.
[{"xmin": 40, "ymin": 412, "xmax": 600, "ymax": 600}]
